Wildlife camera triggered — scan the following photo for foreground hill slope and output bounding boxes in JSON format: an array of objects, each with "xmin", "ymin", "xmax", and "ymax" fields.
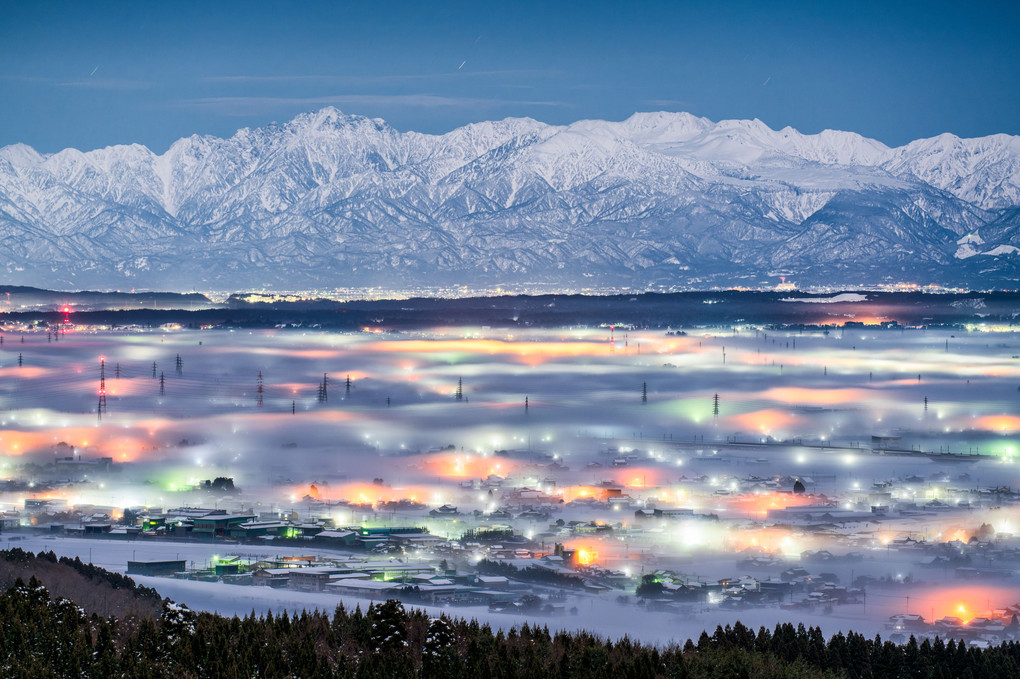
[{"xmin": 1, "ymin": 549, "xmax": 1019, "ymax": 678}]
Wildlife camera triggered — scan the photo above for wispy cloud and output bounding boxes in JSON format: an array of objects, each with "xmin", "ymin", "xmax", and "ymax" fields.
[
  {"xmin": 0, "ymin": 73, "xmax": 154, "ymax": 90},
  {"xmin": 644, "ymin": 99, "xmax": 692, "ymax": 109},
  {"xmin": 57, "ymin": 78, "xmax": 153, "ymax": 90},
  {"xmin": 0, "ymin": 74, "xmax": 53, "ymax": 83},
  {"xmin": 201, "ymin": 69, "xmax": 562, "ymax": 85},
  {"xmin": 176, "ymin": 93, "xmax": 564, "ymax": 116}
]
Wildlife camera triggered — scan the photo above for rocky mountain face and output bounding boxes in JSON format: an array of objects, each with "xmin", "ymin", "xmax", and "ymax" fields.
[{"xmin": 1, "ymin": 108, "xmax": 1017, "ymax": 291}]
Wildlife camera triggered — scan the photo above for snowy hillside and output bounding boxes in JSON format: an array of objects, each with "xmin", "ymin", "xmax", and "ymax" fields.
[{"xmin": 0, "ymin": 108, "xmax": 1018, "ymax": 291}]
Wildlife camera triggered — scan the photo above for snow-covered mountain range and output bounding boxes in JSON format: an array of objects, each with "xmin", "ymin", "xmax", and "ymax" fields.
[{"xmin": 1, "ymin": 107, "xmax": 1018, "ymax": 291}]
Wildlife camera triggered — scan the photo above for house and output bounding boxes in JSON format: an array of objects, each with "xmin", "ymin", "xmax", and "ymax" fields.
[
  {"xmin": 288, "ymin": 566, "xmax": 352, "ymax": 592},
  {"xmin": 354, "ymin": 526, "xmax": 432, "ymax": 550},
  {"xmin": 127, "ymin": 560, "xmax": 187, "ymax": 577},
  {"xmin": 653, "ymin": 508, "xmax": 695, "ymax": 519},
  {"xmin": 474, "ymin": 575, "xmax": 510, "ymax": 590},
  {"xmin": 83, "ymin": 523, "xmax": 113, "ymax": 535},
  {"xmin": 390, "ymin": 532, "xmax": 449, "ymax": 550},
  {"xmin": 888, "ymin": 614, "xmax": 927, "ymax": 631},
  {"xmin": 251, "ymin": 568, "xmax": 294, "ymax": 588},
  {"xmin": 292, "ymin": 523, "xmax": 325, "ymax": 537},
  {"xmin": 314, "ymin": 529, "xmax": 358, "ymax": 545},
  {"xmin": 236, "ymin": 520, "xmax": 291, "ymax": 538},
  {"xmin": 326, "ymin": 578, "xmax": 403, "ymax": 597},
  {"xmin": 191, "ymin": 513, "xmax": 257, "ymax": 538}
]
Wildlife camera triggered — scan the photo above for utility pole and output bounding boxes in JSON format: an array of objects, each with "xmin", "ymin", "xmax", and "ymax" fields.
[
  {"xmin": 175, "ymin": 354, "xmax": 183, "ymax": 376},
  {"xmin": 713, "ymin": 393, "xmax": 720, "ymax": 418},
  {"xmin": 642, "ymin": 381, "xmax": 647, "ymax": 404},
  {"xmin": 98, "ymin": 358, "xmax": 107, "ymax": 418},
  {"xmin": 525, "ymin": 396, "xmax": 529, "ymax": 413},
  {"xmin": 456, "ymin": 378, "xmax": 463, "ymax": 401},
  {"xmin": 159, "ymin": 372, "xmax": 165, "ymax": 396},
  {"xmin": 345, "ymin": 374, "xmax": 352, "ymax": 396},
  {"xmin": 152, "ymin": 362, "xmax": 157, "ymax": 378},
  {"xmin": 257, "ymin": 371, "xmax": 264, "ymax": 407}
]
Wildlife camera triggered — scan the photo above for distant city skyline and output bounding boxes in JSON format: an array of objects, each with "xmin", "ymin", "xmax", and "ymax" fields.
[{"xmin": 1, "ymin": 0, "xmax": 1018, "ymax": 153}]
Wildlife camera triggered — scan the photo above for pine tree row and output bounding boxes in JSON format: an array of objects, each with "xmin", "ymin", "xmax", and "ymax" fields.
[{"xmin": 3, "ymin": 576, "xmax": 1020, "ymax": 678}]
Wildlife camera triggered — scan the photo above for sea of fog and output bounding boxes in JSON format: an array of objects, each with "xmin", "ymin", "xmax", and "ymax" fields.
[{"xmin": 0, "ymin": 323, "xmax": 1018, "ymax": 642}]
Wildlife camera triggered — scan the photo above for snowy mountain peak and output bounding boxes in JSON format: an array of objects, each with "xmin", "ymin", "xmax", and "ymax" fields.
[
  {"xmin": 0, "ymin": 108, "xmax": 1017, "ymax": 291},
  {"xmin": 884, "ymin": 132, "xmax": 1020, "ymax": 209},
  {"xmin": 619, "ymin": 111, "xmax": 712, "ymax": 141},
  {"xmin": 0, "ymin": 142, "xmax": 45, "ymax": 167}
]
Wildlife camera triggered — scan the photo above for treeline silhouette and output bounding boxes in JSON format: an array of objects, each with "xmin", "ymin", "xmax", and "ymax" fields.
[
  {"xmin": 1, "ymin": 549, "xmax": 1018, "ymax": 678},
  {"xmin": 0, "ymin": 548, "xmax": 162, "ymax": 620}
]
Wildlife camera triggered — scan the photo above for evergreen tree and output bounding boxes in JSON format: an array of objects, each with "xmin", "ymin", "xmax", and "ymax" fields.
[
  {"xmin": 423, "ymin": 615, "xmax": 459, "ymax": 678},
  {"xmin": 369, "ymin": 599, "xmax": 408, "ymax": 650}
]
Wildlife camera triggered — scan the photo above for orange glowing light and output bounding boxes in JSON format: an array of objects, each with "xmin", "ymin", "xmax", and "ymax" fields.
[
  {"xmin": 419, "ymin": 452, "xmax": 518, "ymax": 479},
  {"xmin": 759, "ymin": 387, "xmax": 873, "ymax": 406},
  {"xmin": 561, "ymin": 485, "xmax": 610, "ymax": 502},
  {"xmin": 724, "ymin": 526, "xmax": 796, "ymax": 552},
  {"xmin": 616, "ymin": 467, "xmax": 666, "ymax": 488},
  {"xmin": 904, "ymin": 585, "xmax": 1017, "ymax": 625},
  {"xmin": 0, "ymin": 366, "xmax": 50, "ymax": 379},
  {"xmin": 728, "ymin": 409, "xmax": 800, "ymax": 433},
  {"xmin": 280, "ymin": 481, "xmax": 433, "ymax": 506},
  {"xmin": 561, "ymin": 536, "xmax": 631, "ymax": 564},
  {"xmin": 723, "ymin": 492, "xmax": 819, "ymax": 517},
  {"xmin": 975, "ymin": 415, "xmax": 1020, "ymax": 433}
]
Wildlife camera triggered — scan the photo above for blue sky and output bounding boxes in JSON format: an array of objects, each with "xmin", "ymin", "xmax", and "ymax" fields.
[{"xmin": 1, "ymin": 0, "xmax": 1018, "ymax": 153}]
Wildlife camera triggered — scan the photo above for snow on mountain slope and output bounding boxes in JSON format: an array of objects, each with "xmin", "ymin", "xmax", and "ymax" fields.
[
  {"xmin": 0, "ymin": 108, "xmax": 1017, "ymax": 291},
  {"xmin": 882, "ymin": 133, "xmax": 1020, "ymax": 209}
]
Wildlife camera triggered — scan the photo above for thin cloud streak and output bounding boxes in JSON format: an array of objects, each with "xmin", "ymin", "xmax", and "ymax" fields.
[
  {"xmin": 0, "ymin": 74, "xmax": 154, "ymax": 90},
  {"xmin": 177, "ymin": 94, "xmax": 565, "ymax": 116},
  {"xmin": 644, "ymin": 99, "xmax": 692, "ymax": 109},
  {"xmin": 57, "ymin": 78, "xmax": 154, "ymax": 91},
  {"xmin": 201, "ymin": 69, "xmax": 563, "ymax": 85},
  {"xmin": 0, "ymin": 74, "xmax": 53, "ymax": 83}
]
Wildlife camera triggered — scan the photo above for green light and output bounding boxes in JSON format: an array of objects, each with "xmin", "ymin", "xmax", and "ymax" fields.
[{"xmin": 674, "ymin": 399, "xmax": 713, "ymax": 422}]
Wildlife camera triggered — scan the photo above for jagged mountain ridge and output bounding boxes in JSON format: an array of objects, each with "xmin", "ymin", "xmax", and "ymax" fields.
[{"xmin": 0, "ymin": 107, "xmax": 1018, "ymax": 291}]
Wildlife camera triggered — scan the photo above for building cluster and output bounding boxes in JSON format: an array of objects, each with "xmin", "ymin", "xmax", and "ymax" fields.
[
  {"xmin": 3, "ymin": 439, "xmax": 1019, "ymax": 636},
  {"xmin": 886, "ymin": 610, "xmax": 1020, "ymax": 648}
]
